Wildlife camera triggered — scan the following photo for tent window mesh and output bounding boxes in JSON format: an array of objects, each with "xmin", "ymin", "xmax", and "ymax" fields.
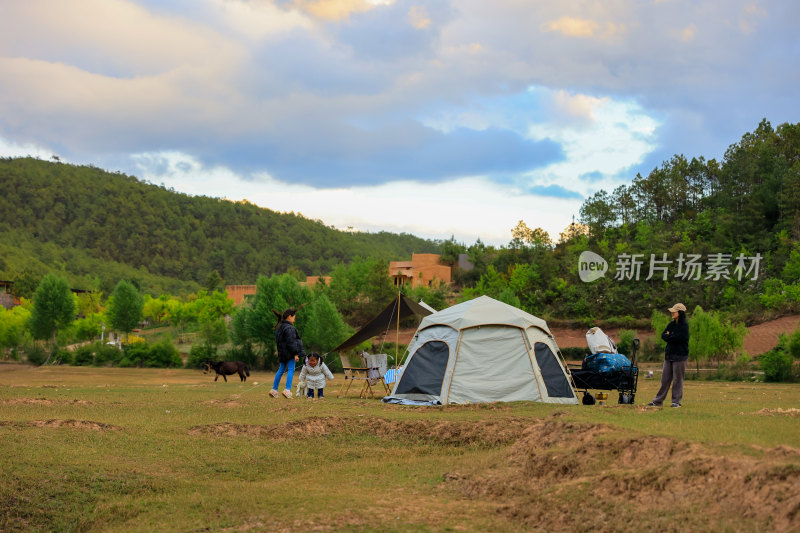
[
  {"xmin": 534, "ymin": 342, "xmax": 573, "ymax": 398},
  {"xmin": 395, "ymin": 341, "xmax": 449, "ymax": 396}
]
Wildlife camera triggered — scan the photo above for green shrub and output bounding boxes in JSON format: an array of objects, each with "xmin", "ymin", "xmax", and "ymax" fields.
[
  {"xmin": 51, "ymin": 349, "xmax": 71, "ymax": 365},
  {"xmin": 637, "ymin": 336, "xmax": 663, "ymax": 362},
  {"xmin": 219, "ymin": 343, "xmax": 259, "ymax": 369},
  {"xmin": 119, "ymin": 343, "xmax": 149, "ymax": 367},
  {"xmin": 120, "ymin": 341, "xmax": 182, "ymax": 368},
  {"xmin": 604, "ymin": 316, "xmax": 648, "ymax": 329},
  {"xmin": 94, "ymin": 343, "xmax": 124, "ymax": 366},
  {"xmin": 617, "ymin": 330, "xmax": 638, "ymax": 358},
  {"xmin": 759, "ymin": 349, "xmax": 796, "ymax": 382},
  {"xmin": 186, "ymin": 344, "xmax": 217, "ymax": 369},
  {"xmin": 559, "ymin": 347, "xmax": 590, "ymax": 361},
  {"xmin": 26, "ymin": 345, "xmax": 47, "ymax": 366},
  {"xmin": 71, "ymin": 345, "xmax": 94, "ymax": 366},
  {"xmin": 686, "ymin": 359, "xmax": 755, "ymax": 382},
  {"xmin": 147, "ymin": 339, "xmax": 183, "ymax": 368},
  {"xmin": 788, "ymin": 329, "xmax": 800, "ymax": 359}
]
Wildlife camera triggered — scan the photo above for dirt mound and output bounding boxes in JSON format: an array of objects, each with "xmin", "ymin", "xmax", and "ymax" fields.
[
  {"xmin": 189, "ymin": 415, "xmax": 532, "ymax": 447},
  {"xmin": 756, "ymin": 408, "xmax": 800, "ymax": 416},
  {"xmin": 201, "ymin": 399, "xmax": 244, "ymax": 408},
  {"xmin": 0, "ymin": 419, "xmax": 120, "ymax": 431},
  {"xmin": 446, "ymin": 419, "xmax": 800, "ymax": 532},
  {"xmin": 0, "ymin": 398, "xmax": 92, "ymax": 406}
]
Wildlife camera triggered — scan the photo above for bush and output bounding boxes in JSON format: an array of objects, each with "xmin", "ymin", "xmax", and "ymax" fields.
[
  {"xmin": 186, "ymin": 344, "xmax": 217, "ymax": 369},
  {"xmin": 49, "ymin": 349, "xmax": 71, "ymax": 365},
  {"xmin": 604, "ymin": 316, "xmax": 649, "ymax": 329},
  {"xmin": 559, "ymin": 347, "xmax": 590, "ymax": 361},
  {"xmin": 94, "ymin": 343, "xmax": 124, "ymax": 366},
  {"xmin": 219, "ymin": 343, "xmax": 259, "ymax": 369},
  {"xmin": 120, "ymin": 340, "xmax": 183, "ymax": 368},
  {"xmin": 759, "ymin": 349, "xmax": 796, "ymax": 382},
  {"xmin": 685, "ymin": 358, "xmax": 755, "ymax": 382},
  {"xmin": 788, "ymin": 329, "xmax": 800, "ymax": 359},
  {"xmin": 71, "ymin": 345, "xmax": 94, "ymax": 366},
  {"xmin": 26, "ymin": 345, "xmax": 47, "ymax": 366},
  {"xmin": 148, "ymin": 339, "xmax": 183, "ymax": 368},
  {"xmin": 617, "ymin": 330, "xmax": 638, "ymax": 358},
  {"xmin": 637, "ymin": 336, "xmax": 664, "ymax": 362}
]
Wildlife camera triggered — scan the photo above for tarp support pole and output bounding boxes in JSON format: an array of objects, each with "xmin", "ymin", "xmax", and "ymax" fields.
[{"xmin": 395, "ymin": 291, "xmax": 400, "ymax": 372}]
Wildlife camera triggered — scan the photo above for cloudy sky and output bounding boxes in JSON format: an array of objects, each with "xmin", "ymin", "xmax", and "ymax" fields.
[{"xmin": 1, "ymin": 1, "xmax": 798, "ymax": 245}]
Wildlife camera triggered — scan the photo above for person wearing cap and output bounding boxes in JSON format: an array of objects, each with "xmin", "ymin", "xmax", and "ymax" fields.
[{"xmin": 648, "ymin": 303, "xmax": 689, "ymax": 408}]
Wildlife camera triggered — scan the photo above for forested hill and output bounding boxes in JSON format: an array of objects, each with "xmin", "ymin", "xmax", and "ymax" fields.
[{"xmin": 0, "ymin": 158, "xmax": 438, "ymax": 294}]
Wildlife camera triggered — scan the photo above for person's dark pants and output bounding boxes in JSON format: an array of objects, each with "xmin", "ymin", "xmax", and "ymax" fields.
[
  {"xmin": 652, "ymin": 359, "xmax": 687, "ymax": 406},
  {"xmin": 307, "ymin": 388, "xmax": 324, "ymax": 398}
]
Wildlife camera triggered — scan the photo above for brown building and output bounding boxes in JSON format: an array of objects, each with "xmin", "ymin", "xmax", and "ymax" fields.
[
  {"xmin": 389, "ymin": 253, "xmax": 451, "ymax": 288},
  {"xmin": 225, "ymin": 285, "xmax": 257, "ymax": 306},
  {"xmin": 303, "ymin": 276, "xmax": 331, "ymax": 288},
  {"xmin": 0, "ymin": 281, "xmax": 21, "ymax": 309}
]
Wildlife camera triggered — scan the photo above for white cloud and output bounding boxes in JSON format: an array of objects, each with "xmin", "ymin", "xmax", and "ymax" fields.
[
  {"xmin": 0, "ymin": 137, "xmax": 54, "ymax": 160},
  {"xmin": 527, "ymin": 90, "xmax": 660, "ymax": 193},
  {"xmin": 208, "ymin": 0, "xmax": 314, "ymax": 38}
]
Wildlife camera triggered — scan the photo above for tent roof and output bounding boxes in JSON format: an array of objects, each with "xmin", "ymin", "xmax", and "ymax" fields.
[
  {"xmin": 418, "ymin": 295, "xmax": 551, "ymax": 334},
  {"xmin": 332, "ymin": 294, "xmax": 433, "ymax": 353}
]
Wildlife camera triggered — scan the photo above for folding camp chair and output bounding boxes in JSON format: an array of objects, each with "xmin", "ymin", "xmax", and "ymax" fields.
[
  {"xmin": 361, "ymin": 352, "xmax": 391, "ymax": 396},
  {"xmin": 337, "ymin": 352, "xmax": 390, "ymax": 398}
]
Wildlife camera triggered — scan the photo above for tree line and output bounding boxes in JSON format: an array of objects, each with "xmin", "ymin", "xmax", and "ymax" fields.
[
  {"xmin": 0, "ymin": 157, "xmax": 439, "ymax": 296},
  {"xmin": 0, "ymin": 258, "xmax": 453, "ymax": 371}
]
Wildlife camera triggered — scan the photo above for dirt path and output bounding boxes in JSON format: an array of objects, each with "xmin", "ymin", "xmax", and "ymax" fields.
[{"xmin": 375, "ymin": 315, "xmax": 800, "ymax": 356}]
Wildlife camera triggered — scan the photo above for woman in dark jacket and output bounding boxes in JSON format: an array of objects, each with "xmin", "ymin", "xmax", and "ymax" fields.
[
  {"xmin": 270, "ymin": 309, "xmax": 306, "ymax": 399},
  {"xmin": 648, "ymin": 303, "xmax": 689, "ymax": 408}
]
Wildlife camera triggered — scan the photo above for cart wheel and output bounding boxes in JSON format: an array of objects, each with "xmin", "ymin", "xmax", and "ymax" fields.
[
  {"xmin": 618, "ymin": 393, "xmax": 635, "ymax": 404},
  {"xmin": 582, "ymin": 392, "xmax": 595, "ymax": 405}
]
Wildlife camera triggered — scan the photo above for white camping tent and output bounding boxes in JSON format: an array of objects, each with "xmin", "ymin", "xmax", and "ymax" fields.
[{"xmin": 384, "ymin": 296, "xmax": 578, "ymax": 405}]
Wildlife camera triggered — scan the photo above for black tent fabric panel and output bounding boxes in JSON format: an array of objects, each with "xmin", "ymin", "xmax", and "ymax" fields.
[
  {"xmin": 332, "ymin": 295, "xmax": 433, "ymax": 353},
  {"xmin": 533, "ymin": 342, "xmax": 573, "ymax": 398},
  {"xmin": 394, "ymin": 341, "xmax": 449, "ymax": 396}
]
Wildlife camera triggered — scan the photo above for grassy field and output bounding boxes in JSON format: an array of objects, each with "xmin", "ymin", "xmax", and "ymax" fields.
[{"xmin": 1, "ymin": 363, "xmax": 799, "ymax": 532}]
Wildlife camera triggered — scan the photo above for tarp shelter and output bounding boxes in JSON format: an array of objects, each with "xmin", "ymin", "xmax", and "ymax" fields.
[
  {"xmin": 332, "ymin": 294, "xmax": 433, "ymax": 353},
  {"xmin": 383, "ymin": 295, "xmax": 578, "ymax": 405}
]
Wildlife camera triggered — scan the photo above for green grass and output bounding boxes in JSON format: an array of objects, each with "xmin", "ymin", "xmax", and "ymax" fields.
[{"xmin": 1, "ymin": 364, "xmax": 798, "ymax": 532}]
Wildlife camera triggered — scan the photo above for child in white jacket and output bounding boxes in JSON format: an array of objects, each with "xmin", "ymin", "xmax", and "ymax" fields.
[{"xmin": 299, "ymin": 352, "xmax": 334, "ymax": 400}]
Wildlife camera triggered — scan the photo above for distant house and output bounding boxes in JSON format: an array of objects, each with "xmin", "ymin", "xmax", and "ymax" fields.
[
  {"xmin": 225, "ymin": 285, "xmax": 257, "ymax": 306},
  {"xmin": 0, "ymin": 280, "xmax": 92, "ymax": 309},
  {"xmin": 389, "ymin": 253, "xmax": 451, "ymax": 288},
  {"xmin": 303, "ymin": 276, "xmax": 331, "ymax": 288},
  {"xmin": 0, "ymin": 280, "xmax": 18, "ymax": 309}
]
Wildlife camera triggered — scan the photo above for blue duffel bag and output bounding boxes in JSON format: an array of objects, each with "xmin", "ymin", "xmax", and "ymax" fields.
[{"xmin": 582, "ymin": 352, "xmax": 632, "ymax": 376}]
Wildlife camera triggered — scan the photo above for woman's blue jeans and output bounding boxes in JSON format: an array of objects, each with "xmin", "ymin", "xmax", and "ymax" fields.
[{"xmin": 272, "ymin": 360, "xmax": 295, "ymax": 390}]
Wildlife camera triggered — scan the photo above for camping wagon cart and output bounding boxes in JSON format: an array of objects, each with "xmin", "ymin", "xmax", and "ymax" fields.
[{"xmin": 569, "ymin": 338, "xmax": 640, "ymax": 405}]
